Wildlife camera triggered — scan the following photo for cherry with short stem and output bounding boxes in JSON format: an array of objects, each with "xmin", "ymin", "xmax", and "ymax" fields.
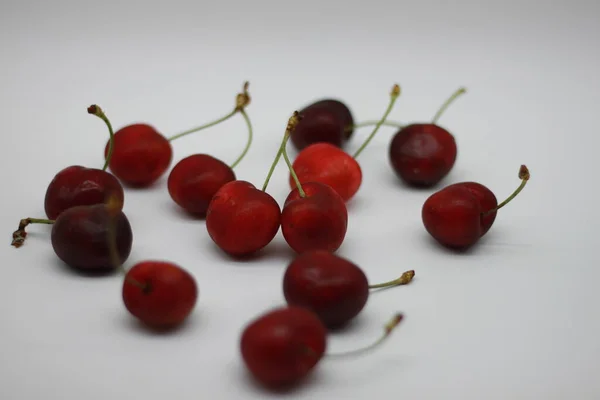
[
  {"xmin": 11, "ymin": 218, "xmax": 55, "ymax": 248},
  {"xmin": 346, "ymin": 86, "xmax": 467, "ymax": 132},
  {"xmin": 261, "ymin": 111, "xmax": 305, "ymax": 197},
  {"xmin": 166, "ymin": 82, "xmax": 251, "ymax": 142},
  {"xmin": 87, "ymin": 105, "xmax": 115, "ymax": 171},
  {"xmin": 368, "ymin": 270, "xmax": 415, "ymax": 289},
  {"xmin": 482, "ymin": 165, "xmax": 531, "ymax": 216},
  {"xmin": 105, "ymin": 195, "xmax": 149, "ymax": 291},
  {"xmin": 352, "ymin": 84, "xmax": 401, "ymax": 159}
]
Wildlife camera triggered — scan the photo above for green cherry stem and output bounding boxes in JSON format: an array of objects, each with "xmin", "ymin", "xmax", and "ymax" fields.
[
  {"xmin": 326, "ymin": 313, "xmax": 405, "ymax": 358},
  {"xmin": 87, "ymin": 105, "xmax": 114, "ymax": 171},
  {"xmin": 352, "ymin": 84, "xmax": 401, "ymax": 159},
  {"xmin": 347, "ymin": 120, "xmax": 404, "ymax": 132},
  {"xmin": 482, "ymin": 165, "xmax": 530, "ymax": 216},
  {"xmin": 229, "ymin": 108, "xmax": 253, "ymax": 169},
  {"xmin": 11, "ymin": 218, "xmax": 55, "ymax": 248},
  {"xmin": 166, "ymin": 82, "xmax": 251, "ymax": 142},
  {"xmin": 105, "ymin": 195, "xmax": 148, "ymax": 291},
  {"xmin": 368, "ymin": 270, "xmax": 415, "ymax": 289},
  {"xmin": 431, "ymin": 87, "xmax": 467, "ymax": 124},
  {"xmin": 261, "ymin": 111, "xmax": 304, "ymax": 196}
]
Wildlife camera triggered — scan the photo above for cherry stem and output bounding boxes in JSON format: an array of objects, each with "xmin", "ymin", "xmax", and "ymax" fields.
[
  {"xmin": 166, "ymin": 81, "xmax": 251, "ymax": 142},
  {"xmin": 368, "ymin": 270, "xmax": 415, "ymax": 289},
  {"xmin": 261, "ymin": 111, "xmax": 304, "ymax": 196},
  {"xmin": 346, "ymin": 120, "xmax": 404, "ymax": 132},
  {"xmin": 105, "ymin": 195, "xmax": 148, "ymax": 291},
  {"xmin": 11, "ymin": 218, "xmax": 55, "ymax": 248},
  {"xmin": 431, "ymin": 87, "xmax": 467, "ymax": 124},
  {"xmin": 482, "ymin": 165, "xmax": 530, "ymax": 216},
  {"xmin": 229, "ymin": 108, "xmax": 253, "ymax": 169},
  {"xmin": 87, "ymin": 105, "xmax": 114, "ymax": 171},
  {"xmin": 326, "ymin": 313, "xmax": 404, "ymax": 358},
  {"xmin": 352, "ymin": 84, "xmax": 401, "ymax": 159}
]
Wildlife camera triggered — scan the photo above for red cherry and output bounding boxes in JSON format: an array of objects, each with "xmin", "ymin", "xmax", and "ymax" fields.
[
  {"xmin": 388, "ymin": 87, "xmax": 466, "ymax": 187},
  {"xmin": 104, "ymin": 123, "xmax": 173, "ymax": 187},
  {"xmin": 281, "ymin": 182, "xmax": 348, "ymax": 254},
  {"xmin": 290, "ymin": 99, "xmax": 354, "ymax": 150},
  {"xmin": 122, "ymin": 261, "xmax": 198, "ymax": 329},
  {"xmin": 205, "ymin": 180, "xmax": 281, "ymax": 257},
  {"xmin": 11, "ymin": 203, "xmax": 133, "ymax": 272},
  {"xmin": 241, "ymin": 306, "xmax": 405, "ymax": 390},
  {"xmin": 289, "ymin": 143, "xmax": 362, "ymax": 202},
  {"xmin": 283, "ymin": 250, "xmax": 415, "ymax": 328},
  {"xmin": 168, "ymin": 155, "xmax": 236, "ymax": 217},
  {"xmin": 168, "ymin": 84, "xmax": 253, "ymax": 216},
  {"xmin": 290, "ymin": 84, "xmax": 401, "ymax": 202},
  {"xmin": 422, "ymin": 165, "xmax": 530, "ymax": 249}
]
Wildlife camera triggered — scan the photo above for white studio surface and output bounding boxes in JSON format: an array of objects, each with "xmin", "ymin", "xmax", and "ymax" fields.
[{"xmin": 1, "ymin": 0, "xmax": 598, "ymax": 399}]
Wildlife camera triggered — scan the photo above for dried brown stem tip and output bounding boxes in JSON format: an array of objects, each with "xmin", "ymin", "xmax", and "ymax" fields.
[
  {"xmin": 519, "ymin": 165, "xmax": 530, "ymax": 180},
  {"xmin": 385, "ymin": 313, "xmax": 404, "ymax": 334},
  {"xmin": 398, "ymin": 270, "xmax": 415, "ymax": 284},
  {"xmin": 87, "ymin": 104, "xmax": 103, "ymax": 116},
  {"xmin": 11, "ymin": 218, "xmax": 54, "ymax": 248},
  {"xmin": 235, "ymin": 81, "xmax": 251, "ymax": 111},
  {"xmin": 391, "ymin": 84, "xmax": 401, "ymax": 97},
  {"xmin": 286, "ymin": 111, "xmax": 302, "ymax": 133}
]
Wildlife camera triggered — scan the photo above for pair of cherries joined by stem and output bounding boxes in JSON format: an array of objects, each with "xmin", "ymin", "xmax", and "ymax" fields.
[
  {"xmin": 422, "ymin": 165, "xmax": 530, "ymax": 249},
  {"xmin": 241, "ymin": 306, "xmax": 404, "ymax": 389},
  {"xmin": 288, "ymin": 87, "xmax": 466, "ymax": 203},
  {"xmin": 206, "ymin": 111, "xmax": 349, "ymax": 257},
  {"xmin": 103, "ymin": 196, "xmax": 198, "ymax": 330}
]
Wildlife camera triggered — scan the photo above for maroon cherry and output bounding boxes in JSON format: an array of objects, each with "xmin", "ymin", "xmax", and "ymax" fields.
[
  {"xmin": 43, "ymin": 105, "xmax": 124, "ymax": 220},
  {"xmin": 240, "ymin": 306, "xmax": 404, "ymax": 390},
  {"xmin": 290, "ymin": 99, "xmax": 354, "ymax": 150},
  {"xmin": 167, "ymin": 83, "xmax": 252, "ymax": 217},
  {"xmin": 422, "ymin": 165, "xmax": 530, "ymax": 249},
  {"xmin": 388, "ymin": 88, "xmax": 466, "ymax": 187},
  {"xmin": 103, "ymin": 82, "xmax": 250, "ymax": 187},
  {"xmin": 12, "ymin": 201, "xmax": 133, "ymax": 272},
  {"xmin": 283, "ymin": 250, "xmax": 415, "ymax": 328}
]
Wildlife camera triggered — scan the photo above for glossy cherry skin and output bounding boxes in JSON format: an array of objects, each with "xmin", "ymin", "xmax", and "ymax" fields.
[
  {"xmin": 389, "ymin": 123, "xmax": 457, "ymax": 187},
  {"xmin": 282, "ymin": 182, "xmax": 348, "ymax": 254},
  {"xmin": 104, "ymin": 123, "xmax": 173, "ymax": 187},
  {"xmin": 44, "ymin": 165, "xmax": 124, "ymax": 220},
  {"xmin": 122, "ymin": 261, "xmax": 198, "ymax": 329},
  {"xmin": 168, "ymin": 154, "xmax": 236, "ymax": 217},
  {"xmin": 283, "ymin": 250, "xmax": 369, "ymax": 329},
  {"xmin": 291, "ymin": 99, "xmax": 354, "ymax": 150},
  {"xmin": 454, "ymin": 182, "xmax": 498, "ymax": 236},
  {"xmin": 290, "ymin": 143, "xmax": 362, "ymax": 202},
  {"xmin": 206, "ymin": 180, "xmax": 281, "ymax": 257},
  {"xmin": 422, "ymin": 184, "xmax": 488, "ymax": 249},
  {"xmin": 240, "ymin": 306, "xmax": 327, "ymax": 389},
  {"xmin": 51, "ymin": 204, "xmax": 133, "ymax": 271}
]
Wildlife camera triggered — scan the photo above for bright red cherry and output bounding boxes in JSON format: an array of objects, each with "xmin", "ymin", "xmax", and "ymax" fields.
[
  {"xmin": 283, "ymin": 250, "xmax": 415, "ymax": 328},
  {"xmin": 422, "ymin": 165, "xmax": 530, "ymax": 249},
  {"xmin": 240, "ymin": 306, "xmax": 405, "ymax": 390},
  {"xmin": 168, "ymin": 83, "xmax": 252, "ymax": 217},
  {"xmin": 205, "ymin": 180, "xmax": 281, "ymax": 257},
  {"xmin": 388, "ymin": 87, "xmax": 466, "ymax": 187},
  {"xmin": 12, "ymin": 202, "xmax": 133, "ymax": 273},
  {"xmin": 122, "ymin": 261, "xmax": 198, "ymax": 329},
  {"xmin": 290, "ymin": 99, "xmax": 354, "ymax": 150},
  {"xmin": 43, "ymin": 105, "xmax": 124, "ymax": 220},
  {"xmin": 290, "ymin": 84, "xmax": 401, "ymax": 202}
]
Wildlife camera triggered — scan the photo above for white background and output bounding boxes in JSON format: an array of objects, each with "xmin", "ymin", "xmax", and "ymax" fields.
[{"xmin": 1, "ymin": 0, "xmax": 599, "ymax": 399}]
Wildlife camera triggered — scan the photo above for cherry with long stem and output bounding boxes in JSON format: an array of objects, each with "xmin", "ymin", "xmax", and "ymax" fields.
[
  {"xmin": 368, "ymin": 270, "xmax": 415, "ymax": 289},
  {"xmin": 261, "ymin": 111, "xmax": 304, "ymax": 196},
  {"xmin": 346, "ymin": 86, "xmax": 467, "ymax": 132},
  {"xmin": 88, "ymin": 105, "xmax": 115, "ymax": 171},
  {"xmin": 166, "ymin": 82, "xmax": 251, "ymax": 142},
  {"xmin": 352, "ymin": 84, "xmax": 401, "ymax": 159},
  {"xmin": 482, "ymin": 165, "xmax": 530, "ymax": 216},
  {"xmin": 11, "ymin": 218, "xmax": 55, "ymax": 248}
]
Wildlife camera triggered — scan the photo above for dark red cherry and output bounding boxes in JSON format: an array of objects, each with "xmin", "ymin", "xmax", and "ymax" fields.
[
  {"xmin": 44, "ymin": 165, "xmax": 124, "ymax": 220},
  {"xmin": 290, "ymin": 99, "xmax": 354, "ymax": 150},
  {"xmin": 104, "ymin": 123, "xmax": 173, "ymax": 187},
  {"xmin": 168, "ymin": 154, "xmax": 236, "ymax": 217}
]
